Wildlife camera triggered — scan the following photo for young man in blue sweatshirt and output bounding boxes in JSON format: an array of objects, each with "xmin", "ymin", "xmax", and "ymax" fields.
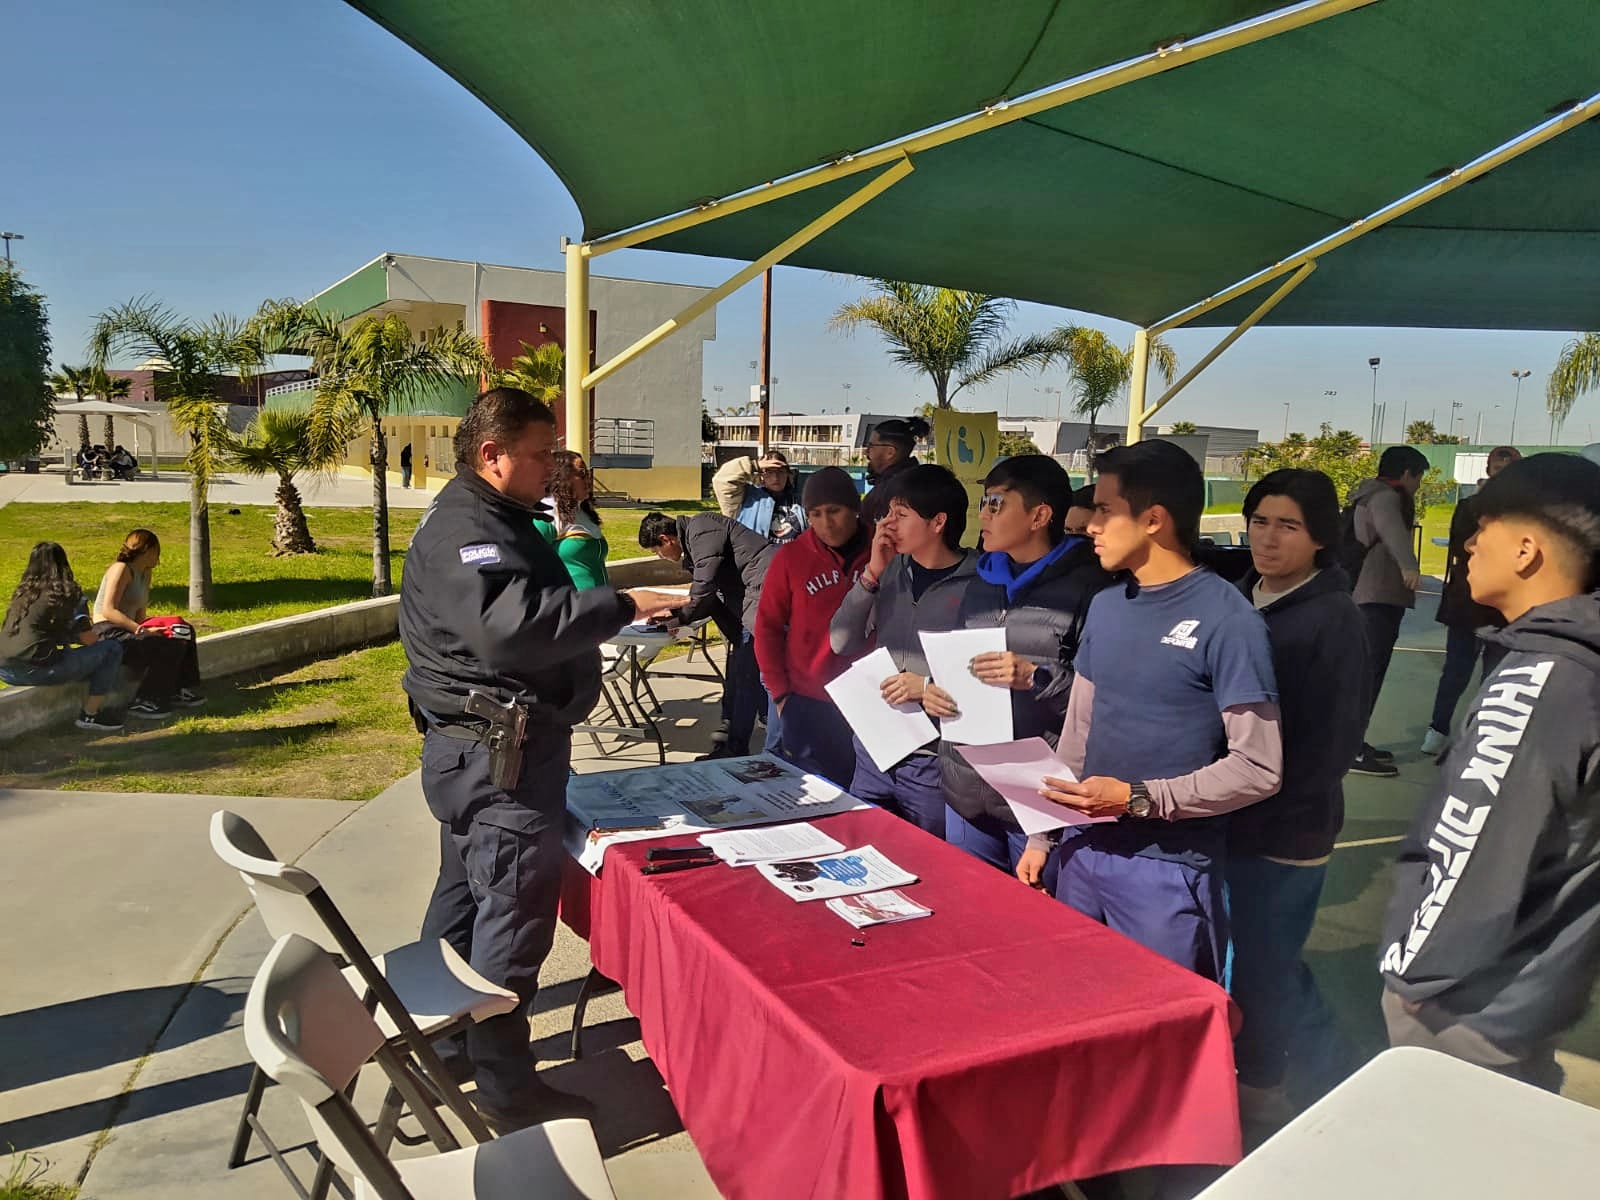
[{"xmin": 1019, "ymin": 440, "xmax": 1282, "ymax": 981}]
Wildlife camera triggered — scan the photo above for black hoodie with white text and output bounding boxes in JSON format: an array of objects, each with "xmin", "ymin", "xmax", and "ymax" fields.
[{"xmin": 1380, "ymin": 593, "xmax": 1600, "ymax": 1052}]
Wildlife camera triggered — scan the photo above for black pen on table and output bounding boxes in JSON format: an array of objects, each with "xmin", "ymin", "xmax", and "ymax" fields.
[{"xmin": 640, "ymin": 857, "xmax": 721, "ymax": 876}]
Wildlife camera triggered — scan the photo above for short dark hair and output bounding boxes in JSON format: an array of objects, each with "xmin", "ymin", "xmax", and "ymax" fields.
[
  {"xmin": 1067, "ymin": 484, "xmax": 1096, "ymax": 511},
  {"xmin": 637, "ymin": 512, "xmax": 679, "ymax": 550},
  {"xmin": 982, "ymin": 454, "xmax": 1074, "ymax": 543},
  {"xmin": 454, "ymin": 387, "xmax": 556, "ymax": 466},
  {"xmin": 1093, "ymin": 439, "xmax": 1204, "ymax": 550},
  {"xmin": 1378, "ymin": 445, "xmax": 1429, "ymax": 481},
  {"xmin": 883, "ymin": 464, "xmax": 969, "ymax": 549},
  {"xmin": 1475, "ymin": 453, "xmax": 1600, "ymax": 590},
  {"xmin": 1243, "ymin": 468, "xmax": 1342, "ymax": 567}
]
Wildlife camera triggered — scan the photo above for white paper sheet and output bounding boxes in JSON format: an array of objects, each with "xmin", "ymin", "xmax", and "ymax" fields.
[
  {"xmin": 955, "ymin": 738, "xmax": 1112, "ymax": 835},
  {"xmin": 823, "ymin": 647, "xmax": 938, "ymax": 770},
  {"xmin": 918, "ymin": 628, "xmax": 1013, "ymax": 745},
  {"xmin": 697, "ymin": 822, "xmax": 847, "ymax": 866},
  {"xmin": 755, "ymin": 844, "xmax": 918, "ymax": 902}
]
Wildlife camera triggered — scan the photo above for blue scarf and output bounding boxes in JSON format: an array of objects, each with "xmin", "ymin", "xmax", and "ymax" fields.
[{"xmin": 977, "ymin": 536, "xmax": 1084, "ymax": 605}]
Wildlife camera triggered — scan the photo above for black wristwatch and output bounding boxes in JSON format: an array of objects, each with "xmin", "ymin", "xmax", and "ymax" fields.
[{"xmin": 1125, "ymin": 782, "xmax": 1153, "ymax": 819}]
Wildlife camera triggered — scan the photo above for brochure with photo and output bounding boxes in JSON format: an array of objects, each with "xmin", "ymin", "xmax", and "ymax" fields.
[
  {"xmin": 826, "ymin": 889, "xmax": 933, "ymax": 928},
  {"xmin": 755, "ymin": 845, "xmax": 917, "ymax": 903}
]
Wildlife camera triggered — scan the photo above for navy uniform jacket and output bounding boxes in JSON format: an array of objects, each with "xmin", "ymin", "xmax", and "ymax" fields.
[{"xmin": 400, "ymin": 466, "xmax": 633, "ymax": 730}]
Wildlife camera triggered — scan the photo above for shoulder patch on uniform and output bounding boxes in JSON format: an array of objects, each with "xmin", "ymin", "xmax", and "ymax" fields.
[{"xmin": 459, "ymin": 543, "xmax": 502, "ymax": 566}]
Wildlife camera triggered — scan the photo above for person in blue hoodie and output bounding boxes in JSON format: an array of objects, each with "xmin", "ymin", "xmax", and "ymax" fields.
[
  {"xmin": 926, "ymin": 455, "xmax": 1111, "ymax": 875},
  {"xmin": 1231, "ymin": 468, "xmax": 1367, "ymax": 1119}
]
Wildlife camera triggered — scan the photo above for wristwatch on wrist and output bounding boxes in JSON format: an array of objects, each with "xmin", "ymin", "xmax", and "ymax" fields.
[{"xmin": 1125, "ymin": 782, "xmax": 1153, "ymax": 819}]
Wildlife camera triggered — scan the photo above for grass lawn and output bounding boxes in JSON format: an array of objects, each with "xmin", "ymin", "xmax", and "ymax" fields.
[
  {"xmin": 0, "ymin": 640, "xmax": 417, "ymax": 801},
  {"xmin": 0, "ymin": 504, "xmax": 422, "ymax": 634}
]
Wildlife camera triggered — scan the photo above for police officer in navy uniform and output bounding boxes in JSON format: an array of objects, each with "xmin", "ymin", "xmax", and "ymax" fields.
[{"xmin": 400, "ymin": 387, "xmax": 677, "ymax": 1130}]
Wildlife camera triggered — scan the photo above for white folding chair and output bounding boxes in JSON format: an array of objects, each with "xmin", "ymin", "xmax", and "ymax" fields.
[
  {"xmin": 247, "ymin": 933, "xmax": 616, "ymax": 1200},
  {"xmin": 212, "ymin": 810, "xmax": 516, "ymax": 1192}
]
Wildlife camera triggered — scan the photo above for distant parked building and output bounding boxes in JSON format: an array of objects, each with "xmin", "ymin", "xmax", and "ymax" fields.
[
  {"xmin": 711, "ymin": 411, "xmax": 916, "ymax": 466},
  {"xmin": 265, "ymin": 253, "xmax": 715, "ymax": 501}
]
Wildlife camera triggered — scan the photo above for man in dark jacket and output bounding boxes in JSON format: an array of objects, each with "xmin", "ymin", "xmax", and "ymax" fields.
[
  {"xmin": 1230, "ymin": 469, "xmax": 1367, "ymax": 1119},
  {"xmin": 926, "ymin": 455, "xmax": 1111, "ymax": 877},
  {"xmin": 1380, "ymin": 453, "xmax": 1600, "ymax": 1090},
  {"xmin": 1422, "ymin": 445, "xmax": 1521, "ymax": 755},
  {"xmin": 401, "ymin": 388, "xmax": 676, "ymax": 1128},
  {"xmin": 639, "ymin": 510, "xmax": 775, "ymax": 756},
  {"xmin": 1346, "ymin": 445, "xmax": 1428, "ymax": 776}
]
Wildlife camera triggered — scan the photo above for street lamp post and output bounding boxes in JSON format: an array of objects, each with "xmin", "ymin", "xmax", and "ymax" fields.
[
  {"xmin": 1282, "ymin": 402, "xmax": 1291, "ymax": 440},
  {"xmin": 1368, "ymin": 357, "xmax": 1381, "ymax": 444},
  {"xmin": 1509, "ymin": 369, "xmax": 1531, "ymax": 444},
  {"xmin": 0, "ymin": 232, "xmax": 22, "ymax": 264},
  {"xmin": 1451, "ymin": 400, "xmax": 1464, "ymax": 440},
  {"xmin": 841, "ymin": 381, "xmax": 852, "ymax": 409}
]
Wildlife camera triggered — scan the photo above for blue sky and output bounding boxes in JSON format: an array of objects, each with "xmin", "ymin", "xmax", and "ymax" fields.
[{"xmin": 4, "ymin": 0, "xmax": 1590, "ymax": 445}]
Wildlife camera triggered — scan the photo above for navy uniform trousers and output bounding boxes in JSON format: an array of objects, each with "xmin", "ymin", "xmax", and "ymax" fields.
[{"xmin": 418, "ymin": 728, "xmax": 570, "ymax": 1111}]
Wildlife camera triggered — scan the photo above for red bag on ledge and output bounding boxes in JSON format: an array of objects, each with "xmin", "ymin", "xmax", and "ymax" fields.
[{"xmin": 138, "ymin": 616, "xmax": 195, "ymax": 640}]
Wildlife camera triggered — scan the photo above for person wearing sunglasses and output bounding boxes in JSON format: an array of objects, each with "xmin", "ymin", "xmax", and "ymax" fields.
[
  {"xmin": 859, "ymin": 416, "xmax": 930, "ymax": 528},
  {"xmin": 926, "ymin": 455, "xmax": 1112, "ymax": 878}
]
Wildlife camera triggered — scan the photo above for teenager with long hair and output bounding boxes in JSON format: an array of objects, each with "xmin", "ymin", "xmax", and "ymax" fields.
[
  {"xmin": 532, "ymin": 451, "xmax": 610, "ymax": 589},
  {"xmin": 93, "ymin": 528, "xmax": 204, "ymax": 717},
  {"xmin": 0, "ymin": 542, "xmax": 124, "ymax": 731}
]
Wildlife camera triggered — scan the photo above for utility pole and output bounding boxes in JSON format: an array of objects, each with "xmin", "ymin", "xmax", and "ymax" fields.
[
  {"xmin": 1282, "ymin": 402, "xmax": 1291, "ymax": 440},
  {"xmin": 1509, "ymin": 369, "xmax": 1530, "ymax": 444},
  {"xmin": 758, "ymin": 268, "xmax": 772, "ymax": 454},
  {"xmin": 0, "ymin": 231, "xmax": 22, "ymax": 264}
]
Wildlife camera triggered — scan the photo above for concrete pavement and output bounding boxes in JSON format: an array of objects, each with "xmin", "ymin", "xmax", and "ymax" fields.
[
  {"xmin": 0, "ymin": 656, "xmax": 727, "ymax": 1198},
  {"xmin": 0, "ymin": 465, "xmax": 436, "ymax": 510}
]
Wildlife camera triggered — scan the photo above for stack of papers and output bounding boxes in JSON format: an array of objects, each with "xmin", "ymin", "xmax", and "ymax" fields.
[
  {"xmin": 826, "ymin": 890, "xmax": 933, "ymax": 928},
  {"xmin": 755, "ymin": 845, "xmax": 917, "ymax": 903},
  {"xmin": 697, "ymin": 822, "xmax": 846, "ymax": 867}
]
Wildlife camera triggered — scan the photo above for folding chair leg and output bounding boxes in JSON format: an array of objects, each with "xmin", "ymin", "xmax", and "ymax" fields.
[
  {"xmin": 372, "ymin": 1083, "xmax": 406, "ymax": 1154},
  {"xmin": 407, "ymin": 1031, "xmax": 494, "ymax": 1144},
  {"xmin": 308, "ymin": 1153, "xmax": 337, "ymax": 1200},
  {"xmin": 570, "ymin": 966, "xmax": 621, "ymax": 1061},
  {"xmin": 228, "ymin": 1062, "xmax": 269, "ymax": 1168},
  {"xmin": 375, "ymin": 1046, "xmax": 461, "ymax": 1153}
]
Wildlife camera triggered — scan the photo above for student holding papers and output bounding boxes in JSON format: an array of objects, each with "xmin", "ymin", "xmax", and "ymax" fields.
[
  {"xmin": 929, "ymin": 455, "xmax": 1111, "ymax": 875},
  {"xmin": 829, "ymin": 465, "xmax": 977, "ymax": 834},
  {"xmin": 753, "ymin": 468, "xmax": 870, "ymax": 785},
  {"xmin": 1017, "ymin": 441, "xmax": 1281, "ymax": 983}
]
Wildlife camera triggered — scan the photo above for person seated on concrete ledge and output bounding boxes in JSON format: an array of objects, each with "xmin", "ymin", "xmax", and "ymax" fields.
[
  {"xmin": 0, "ymin": 541, "xmax": 125, "ymax": 732},
  {"xmin": 92, "ymin": 528, "xmax": 203, "ymax": 719},
  {"xmin": 109, "ymin": 445, "xmax": 137, "ymax": 480}
]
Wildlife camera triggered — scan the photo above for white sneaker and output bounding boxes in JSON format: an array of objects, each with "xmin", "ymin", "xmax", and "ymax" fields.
[{"xmin": 1420, "ymin": 728, "xmax": 1450, "ymax": 756}]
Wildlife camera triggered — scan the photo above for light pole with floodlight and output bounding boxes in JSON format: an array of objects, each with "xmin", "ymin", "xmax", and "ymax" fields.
[
  {"xmin": 1509, "ymin": 369, "xmax": 1531, "ymax": 444},
  {"xmin": 0, "ymin": 232, "xmax": 22, "ymax": 264},
  {"xmin": 1368, "ymin": 357, "xmax": 1382, "ymax": 444}
]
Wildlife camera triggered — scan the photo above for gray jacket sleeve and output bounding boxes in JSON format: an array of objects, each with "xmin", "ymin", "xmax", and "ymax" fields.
[
  {"xmin": 1369, "ymin": 488, "xmax": 1420, "ymax": 575},
  {"xmin": 1145, "ymin": 702, "xmax": 1284, "ymax": 820},
  {"xmin": 829, "ymin": 572, "xmax": 883, "ymax": 659}
]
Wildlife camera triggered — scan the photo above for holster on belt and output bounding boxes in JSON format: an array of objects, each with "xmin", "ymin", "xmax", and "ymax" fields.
[{"xmin": 464, "ymin": 689, "xmax": 530, "ymax": 789}]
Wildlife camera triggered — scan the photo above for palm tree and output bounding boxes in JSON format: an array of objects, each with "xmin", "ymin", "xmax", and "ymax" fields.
[
  {"xmin": 48, "ymin": 364, "xmax": 93, "ymax": 451},
  {"xmin": 89, "ymin": 297, "xmax": 260, "ymax": 610},
  {"xmin": 1547, "ymin": 332, "xmax": 1600, "ymax": 439},
  {"xmin": 230, "ymin": 407, "xmax": 342, "ymax": 555},
  {"xmin": 1168, "ymin": 420, "xmax": 1199, "ymax": 435},
  {"xmin": 86, "ymin": 366, "xmax": 132, "ymax": 445},
  {"xmin": 252, "ymin": 301, "xmax": 489, "ymax": 596},
  {"xmin": 830, "ymin": 280, "xmax": 1059, "ymax": 408},
  {"xmin": 496, "ymin": 340, "xmax": 563, "ymax": 402},
  {"xmin": 1048, "ymin": 328, "xmax": 1179, "ymax": 447}
]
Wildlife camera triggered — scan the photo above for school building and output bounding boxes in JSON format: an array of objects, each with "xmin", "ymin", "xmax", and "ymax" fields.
[{"xmin": 265, "ymin": 253, "xmax": 715, "ymax": 501}]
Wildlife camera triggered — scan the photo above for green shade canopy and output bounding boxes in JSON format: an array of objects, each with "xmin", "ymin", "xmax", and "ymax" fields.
[{"xmin": 346, "ymin": 0, "xmax": 1600, "ymax": 330}]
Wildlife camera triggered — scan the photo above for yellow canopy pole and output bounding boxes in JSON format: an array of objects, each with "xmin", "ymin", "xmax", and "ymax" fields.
[
  {"xmin": 1124, "ymin": 329, "xmax": 1151, "ymax": 446},
  {"xmin": 1135, "ymin": 262, "xmax": 1318, "ymax": 437},
  {"xmin": 581, "ymin": 156, "xmax": 914, "ymax": 393},
  {"xmin": 583, "ymin": 0, "xmax": 1377, "ymax": 259},
  {"xmin": 563, "ymin": 238, "xmax": 591, "ymax": 456}
]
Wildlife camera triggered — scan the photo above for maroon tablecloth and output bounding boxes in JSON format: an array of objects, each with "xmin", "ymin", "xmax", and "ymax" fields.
[{"xmin": 560, "ymin": 807, "xmax": 1241, "ymax": 1200}]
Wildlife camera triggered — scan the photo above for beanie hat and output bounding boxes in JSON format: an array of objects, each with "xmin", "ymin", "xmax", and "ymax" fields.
[{"xmin": 802, "ymin": 466, "xmax": 860, "ymax": 512}]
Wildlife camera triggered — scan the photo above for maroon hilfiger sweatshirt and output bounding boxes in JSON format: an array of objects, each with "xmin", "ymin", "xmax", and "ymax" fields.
[{"xmin": 754, "ymin": 529, "xmax": 869, "ymax": 702}]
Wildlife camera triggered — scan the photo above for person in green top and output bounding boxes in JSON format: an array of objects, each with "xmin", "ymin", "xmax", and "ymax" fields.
[{"xmin": 532, "ymin": 450, "xmax": 610, "ymax": 589}]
